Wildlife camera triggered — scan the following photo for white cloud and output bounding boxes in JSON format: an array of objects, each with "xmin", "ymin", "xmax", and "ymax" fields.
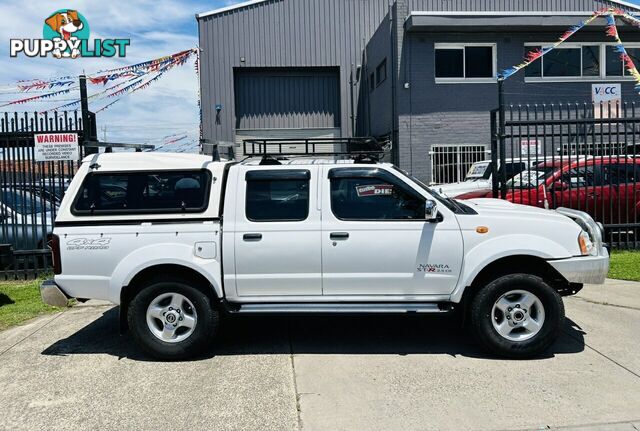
[{"xmin": 0, "ymin": 0, "xmax": 228, "ymax": 153}]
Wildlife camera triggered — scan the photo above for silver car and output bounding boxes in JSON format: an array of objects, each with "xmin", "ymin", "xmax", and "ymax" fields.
[{"xmin": 1, "ymin": 188, "xmax": 56, "ymax": 250}]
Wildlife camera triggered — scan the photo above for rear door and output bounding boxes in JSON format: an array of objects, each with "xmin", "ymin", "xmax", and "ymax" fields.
[{"xmin": 232, "ymin": 166, "xmax": 322, "ymax": 296}]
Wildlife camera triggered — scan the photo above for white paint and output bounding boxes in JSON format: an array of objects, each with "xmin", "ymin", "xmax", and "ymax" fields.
[{"xmin": 52, "ymin": 152, "xmax": 608, "ymax": 310}]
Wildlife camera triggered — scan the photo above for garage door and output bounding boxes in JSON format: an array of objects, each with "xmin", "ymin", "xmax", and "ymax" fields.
[{"xmin": 234, "ymin": 68, "xmax": 341, "ymax": 153}]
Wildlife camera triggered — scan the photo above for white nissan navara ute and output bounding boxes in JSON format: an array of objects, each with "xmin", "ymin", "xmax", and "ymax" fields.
[{"xmin": 41, "ymin": 151, "xmax": 609, "ymax": 360}]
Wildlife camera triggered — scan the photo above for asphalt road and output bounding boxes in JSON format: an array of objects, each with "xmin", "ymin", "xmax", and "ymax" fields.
[{"xmin": 1, "ymin": 280, "xmax": 639, "ymax": 431}]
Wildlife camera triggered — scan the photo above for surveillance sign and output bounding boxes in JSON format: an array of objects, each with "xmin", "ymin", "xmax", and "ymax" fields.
[{"xmin": 34, "ymin": 132, "xmax": 79, "ymax": 161}]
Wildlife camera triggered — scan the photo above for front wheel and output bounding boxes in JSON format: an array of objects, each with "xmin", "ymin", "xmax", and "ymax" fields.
[
  {"xmin": 469, "ymin": 274, "xmax": 564, "ymax": 359},
  {"xmin": 128, "ymin": 280, "xmax": 219, "ymax": 360}
]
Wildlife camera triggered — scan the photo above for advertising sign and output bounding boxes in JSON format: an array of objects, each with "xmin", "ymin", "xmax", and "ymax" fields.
[{"xmin": 592, "ymin": 83, "xmax": 621, "ymax": 118}]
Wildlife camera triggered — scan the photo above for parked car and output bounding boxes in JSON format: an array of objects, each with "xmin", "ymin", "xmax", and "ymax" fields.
[
  {"xmin": 41, "ymin": 151, "xmax": 608, "ymax": 360},
  {"xmin": 457, "ymin": 157, "xmax": 640, "ymax": 225},
  {"xmin": 1, "ymin": 188, "xmax": 56, "ymax": 250},
  {"xmin": 436, "ymin": 157, "xmax": 559, "ymax": 198}
]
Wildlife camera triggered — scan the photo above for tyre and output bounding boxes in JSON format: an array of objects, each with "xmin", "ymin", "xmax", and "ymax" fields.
[
  {"xmin": 127, "ymin": 279, "xmax": 219, "ymax": 360},
  {"xmin": 469, "ymin": 273, "xmax": 564, "ymax": 359}
]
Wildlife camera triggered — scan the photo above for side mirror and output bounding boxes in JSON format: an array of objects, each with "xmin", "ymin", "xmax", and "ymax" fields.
[
  {"xmin": 425, "ymin": 199, "xmax": 438, "ymax": 221},
  {"xmin": 551, "ymin": 180, "xmax": 568, "ymax": 191}
]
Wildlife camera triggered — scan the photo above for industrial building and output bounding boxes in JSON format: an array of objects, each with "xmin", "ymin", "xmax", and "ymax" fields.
[{"xmin": 197, "ymin": 0, "xmax": 640, "ymax": 183}]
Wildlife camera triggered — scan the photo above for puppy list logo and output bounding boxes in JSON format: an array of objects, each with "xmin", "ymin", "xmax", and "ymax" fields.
[{"xmin": 10, "ymin": 9, "xmax": 130, "ymax": 59}]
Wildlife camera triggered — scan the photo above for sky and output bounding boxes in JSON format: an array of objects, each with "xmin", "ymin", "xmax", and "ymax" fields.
[{"xmin": 0, "ymin": 0, "xmax": 238, "ymax": 153}]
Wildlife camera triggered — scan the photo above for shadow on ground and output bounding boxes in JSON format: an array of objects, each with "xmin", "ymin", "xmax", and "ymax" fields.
[
  {"xmin": 42, "ymin": 306, "xmax": 586, "ymax": 362},
  {"xmin": 0, "ymin": 293, "xmax": 15, "ymax": 307}
]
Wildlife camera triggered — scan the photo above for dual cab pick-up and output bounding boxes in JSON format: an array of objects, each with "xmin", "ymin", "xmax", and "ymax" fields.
[{"xmin": 41, "ymin": 152, "xmax": 609, "ymax": 360}]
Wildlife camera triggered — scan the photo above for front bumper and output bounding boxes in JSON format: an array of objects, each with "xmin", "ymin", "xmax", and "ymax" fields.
[
  {"xmin": 40, "ymin": 279, "xmax": 70, "ymax": 307},
  {"xmin": 548, "ymin": 251, "xmax": 610, "ymax": 285}
]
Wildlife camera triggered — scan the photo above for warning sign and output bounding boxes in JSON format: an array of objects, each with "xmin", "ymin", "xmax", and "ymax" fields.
[{"xmin": 34, "ymin": 133, "xmax": 79, "ymax": 162}]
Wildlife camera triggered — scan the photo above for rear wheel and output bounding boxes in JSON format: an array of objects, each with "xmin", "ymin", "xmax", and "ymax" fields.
[
  {"xmin": 470, "ymin": 273, "xmax": 564, "ymax": 359},
  {"xmin": 128, "ymin": 279, "xmax": 219, "ymax": 360}
]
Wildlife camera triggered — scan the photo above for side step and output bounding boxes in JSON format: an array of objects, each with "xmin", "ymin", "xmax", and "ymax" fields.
[{"xmin": 231, "ymin": 303, "xmax": 452, "ymax": 314}]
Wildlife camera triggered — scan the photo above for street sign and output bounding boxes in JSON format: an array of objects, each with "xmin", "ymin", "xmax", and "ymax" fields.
[{"xmin": 34, "ymin": 132, "xmax": 79, "ymax": 162}]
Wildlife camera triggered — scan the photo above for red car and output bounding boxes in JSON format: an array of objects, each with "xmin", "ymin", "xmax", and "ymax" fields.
[{"xmin": 457, "ymin": 157, "xmax": 640, "ymax": 225}]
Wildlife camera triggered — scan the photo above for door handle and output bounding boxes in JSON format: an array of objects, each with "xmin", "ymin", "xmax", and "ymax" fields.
[
  {"xmin": 330, "ymin": 232, "xmax": 349, "ymax": 240},
  {"xmin": 243, "ymin": 233, "xmax": 262, "ymax": 241}
]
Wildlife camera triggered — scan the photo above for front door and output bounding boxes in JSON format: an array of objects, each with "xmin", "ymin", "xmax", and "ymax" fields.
[
  {"xmin": 320, "ymin": 166, "xmax": 463, "ymax": 296},
  {"xmin": 233, "ymin": 167, "xmax": 322, "ymax": 296}
]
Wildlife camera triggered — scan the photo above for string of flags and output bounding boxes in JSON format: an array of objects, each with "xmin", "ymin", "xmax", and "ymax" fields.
[
  {"xmin": 0, "ymin": 87, "xmax": 77, "ymax": 108},
  {"xmin": 500, "ymin": 7, "xmax": 640, "ymax": 93},
  {"xmin": 0, "ymin": 48, "xmax": 198, "ymax": 112}
]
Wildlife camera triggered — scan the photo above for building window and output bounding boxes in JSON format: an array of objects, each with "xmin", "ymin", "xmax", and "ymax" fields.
[
  {"xmin": 525, "ymin": 43, "xmax": 640, "ymax": 81},
  {"xmin": 73, "ymin": 170, "xmax": 211, "ymax": 215},
  {"xmin": 434, "ymin": 44, "xmax": 496, "ymax": 82},
  {"xmin": 376, "ymin": 59, "xmax": 387, "ymax": 86},
  {"xmin": 606, "ymin": 46, "xmax": 640, "ymax": 77},
  {"xmin": 245, "ymin": 170, "xmax": 310, "ymax": 222}
]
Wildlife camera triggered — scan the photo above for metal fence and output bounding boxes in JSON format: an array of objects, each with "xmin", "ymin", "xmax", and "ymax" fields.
[
  {"xmin": 492, "ymin": 102, "xmax": 640, "ymax": 249},
  {"xmin": 429, "ymin": 144, "xmax": 490, "ymax": 185},
  {"xmin": 0, "ymin": 111, "xmax": 87, "ymax": 279}
]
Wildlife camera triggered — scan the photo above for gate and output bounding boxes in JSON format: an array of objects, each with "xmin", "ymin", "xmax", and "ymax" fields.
[
  {"xmin": 492, "ymin": 103, "xmax": 640, "ymax": 249},
  {"xmin": 0, "ymin": 111, "xmax": 93, "ymax": 279}
]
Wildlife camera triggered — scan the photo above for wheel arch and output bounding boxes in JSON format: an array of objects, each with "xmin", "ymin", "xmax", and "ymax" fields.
[
  {"xmin": 456, "ymin": 254, "xmax": 577, "ymax": 324},
  {"xmin": 119, "ymin": 263, "xmax": 220, "ymax": 333}
]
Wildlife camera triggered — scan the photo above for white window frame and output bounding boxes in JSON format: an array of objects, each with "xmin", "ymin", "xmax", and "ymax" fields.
[
  {"xmin": 524, "ymin": 42, "xmax": 640, "ymax": 83},
  {"xmin": 434, "ymin": 43, "xmax": 497, "ymax": 84}
]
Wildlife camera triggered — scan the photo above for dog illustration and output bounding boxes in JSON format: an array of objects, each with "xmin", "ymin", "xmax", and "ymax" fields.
[{"xmin": 44, "ymin": 10, "xmax": 83, "ymax": 59}]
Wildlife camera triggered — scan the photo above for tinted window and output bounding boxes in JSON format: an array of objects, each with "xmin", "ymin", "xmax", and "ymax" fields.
[
  {"xmin": 330, "ymin": 177, "xmax": 425, "ymax": 220},
  {"xmin": 543, "ymin": 48, "xmax": 581, "ymax": 77},
  {"xmin": 465, "ymin": 46, "xmax": 493, "ymax": 78},
  {"xmin": 603, "ymin": 163, "xmax": 640, "ymax": 185},
  {"xmin": 606, "ymin": 45, "xmax": 623, "ymax": 76},
  {"xmin": 561, "ymin": 166, "xmax": 599, "ymax": 187},
  {"xmin": 245, "ymin": 171, "xmax": 309, "ymax": 222},
  {"xmin": 525, "ymin": 46, "xmax": 542, "ymax": 78},
  {"xmin": 504, "ymin": 162, "xmax": 526, "ymax": 179},
  {"xmin": 582, "ymin": 45, "xmax": 600, "ymax": 76},
  {"xmin": 435, "ymin": 49, "xmax": 464, "ymax": 78},
  {"xmin": 74, "ymin": 170, "xmax": 210, "ymax": 215}
]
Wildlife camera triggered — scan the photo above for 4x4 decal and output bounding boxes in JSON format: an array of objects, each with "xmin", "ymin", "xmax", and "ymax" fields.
[{"xmin": 66, "ymin": 237, "xmax": 111, "ymax": 251}]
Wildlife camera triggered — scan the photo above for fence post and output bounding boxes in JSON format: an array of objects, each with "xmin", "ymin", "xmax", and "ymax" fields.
[
  {"xmin": 79, "ymin": 75, "xmax": 97, "ymax": 156},
  {"xmin": 490, "ymin": 109, "xmax": 499, "ymax": 198},
  {"xmin": 497, "ymin": 77, "xmax": 507, "ymax": 199}
]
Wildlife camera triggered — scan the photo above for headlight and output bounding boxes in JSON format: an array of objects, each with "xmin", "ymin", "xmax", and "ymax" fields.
[{"xmin": 578, "ymin": 230, "xmax": 595, "ymax": 256}]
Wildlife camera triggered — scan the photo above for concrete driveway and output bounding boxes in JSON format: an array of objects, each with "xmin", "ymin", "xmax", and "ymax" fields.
[{"xmin": 1, "ymin": 280, "xmax": 639, "ymax": 431}]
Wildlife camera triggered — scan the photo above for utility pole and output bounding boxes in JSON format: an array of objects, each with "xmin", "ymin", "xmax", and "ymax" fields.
[{"xmin": 102, "ymin": 125, "xmax": 107, "ymax": 142}]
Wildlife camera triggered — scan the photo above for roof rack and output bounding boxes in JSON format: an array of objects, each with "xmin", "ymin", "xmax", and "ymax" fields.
[{"xmin": 242, "ymin": 137, "xmax": 388, "ymax": 164}]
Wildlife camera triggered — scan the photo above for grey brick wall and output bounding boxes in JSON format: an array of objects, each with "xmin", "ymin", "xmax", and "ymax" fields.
[{"xmin": 395, "ymin": 29, "xmax": 640, "ymax": 182}]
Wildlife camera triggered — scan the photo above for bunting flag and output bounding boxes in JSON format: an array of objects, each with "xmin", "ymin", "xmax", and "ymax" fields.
[
  {"xmin": 17, "ymin": 79, "xmax": 76, "ymax": 92},
  {"xmin": 88, "ymin": 49, "xmax": 197, "ymax": 85},
  {"xmin": 94, "ymin": 99, "xmax": 120, "ymax": 114},
  {"xmin": 194, "ymin": 48, "xmax": 203, "ymax": 140},
  {"xmin": 3, "ymin": 47, "xmax": 198, "ymax": 112},
  {"xmin": 604, "ymin": 14, "xmax": 640, "ymax": 91},
  {"xmin": 0, "ymin": 87, "xmax": 75, "ymax": 108},
  {"xmin": 499, "ymin": 10, "xmax": 603, "ymax": 79}
]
